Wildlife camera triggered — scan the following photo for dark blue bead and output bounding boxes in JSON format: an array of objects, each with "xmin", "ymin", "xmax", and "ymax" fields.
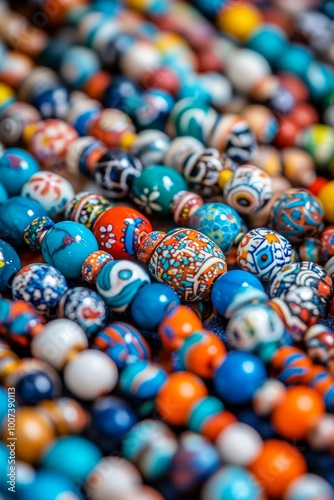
[{"xmin": 16, "ymin": 371, "xmax": 58, "ymax": 405}]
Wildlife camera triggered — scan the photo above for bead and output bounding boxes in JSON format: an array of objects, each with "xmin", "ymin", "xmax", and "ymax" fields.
[
  {"xmin": 96, "ymin": 260, "xmax": 150, "ymax": 312},
  {"xmin": 63, "ymin": 350, "xmax": 118, "ymax": 401},
  {"xmin": 136, "ymin": 230, "xmax": 166, "ymax": 263},
  {"xmin": 24, "ymin": 215, "xmax": 55, "ymax": 251},
  {"xmin": 130, "ymin": 130, "xmax": 171, "ymax": 167},
  {"xmin": 65, "ymin": 191, "xmax": 111, "ymax": 230},
  {"xmin": 147, "ymin": 228, "xmax": 227, "ymax": 302},
  {"xmin": 60, "ymin": 46, "xmax": 100, "ymax": 88},
  {"xmin": 249, "ymin": 440, "xmax": 307, "ymax": 499},
  {"xmin": 304, "ymin": 325, "xmax": 334, "ymax": 366},
  {"xmin": 168, "ymin": 98, "xmax": 218, "ymax": 144},
  {"xmin": 88, "ymin": 108, "xmax": 135, "ymax": 147},
  {"xmin": 241, "ymin": 104, "xmax": 278, "ymax": 144},
  {"xmin": 285, "ymin": 474, "xmax": 334, "ymax": 500},
  {"xmin": 130, "ymin": 89, "xmax": 174, "ymax": 132},
  {"xmin": 39, "ymin": 397, "xmax": 89, "ymax": 435},
  {"xmin": 164, "ymin": 136, "xmax": 203, "ymax": 171},
  {"xmin": 187, "ymin": 396, "xmax": 225, "ymax": 434},
  {"xmin": 298, "ymin": 125, "xmax": 334, "ymax": 174},
  {"xmin": 57, "ymin": 287, "xmax": 107, "ymax": 337},
  {"xmin": 158, "ymin": 305, "xmax": 203, "ymax": 351},
  {"xmin": 0, "ymin": 239, "xmax": 21, "ymax": 293},
  {"xmin": 299, "ymin": 238, "xmax": 320, "ymax": 263},
  {"xmin": 201, "ymin": 465, "xmax": 263, "ymax": 500},
  {"xmin": 178, "ymin": 331, "xmax": 226, "ymax": 378},
  {"xmin": 12, "ymin": 263, "xmax": 68, "ymax": 314},
  {"xmin": 211, "ymin": 269, "xmax": 266, "ymax": 318},
  {"xmin": 0, "ymin": 148, "xmax": 39, "ymax": 197},
  {"xmin": 214, "ymin": 351, "xmax": 267, "ymax": 405},
  {"xmin": 22, "ymin": 171, "xmax": 75, "ymax": 216},
  {"xmin": 130, "ymin": 283, "xmax": 180, "ymax": 330},
  {"xmin": 41, "ymin": 221, "xmax": 99, "ymax": 279},
  {"xmin": 0, "ymin": 102, "xmax": 41, "ymax": 147},
  {"xmin": 93, "ymin": 148, "xmax": 142, "ymax": 199},
  {"xmin": 120, "ymin": 41, "xmax": 160, "ymax": 82},
  {"xmin": 122, "ymin": 419, "xmax": 178, "ymax": 480},
  {"xmin": 171, "ymin": 190, "xmax": 204, "ymax": 225},
  {"xmin": 41, "ymin": 436, "xmax": 102, "ymax": 483},
  {"xmin": 10, "ymin": 362, "xmax": 61, "ymax": 406},
  {"xmin": 209, "ymin": 115, "xmax": 256, "ymax": 164},
  {"xmin": 81, "ymin": 250, "xmax": 114, "ymax": 284},
  {"xmin": 246, "ymin": 24, "xmax": 287, "ymax": 66},
  {"xmin": 65, "ymin": 137, "xmax": 107, "ymax": 176},
  {"xmin": 181, "ymin": 148, "xmax": 226, "ymax": 199},
  {"xmin": 218, "ymin": 2, "xmax": 263, "ymax": 42},
  {"xmin": 318, "ymin": 181, "xmax": 334, "ymax": 223},
  {"xmin": 282, "ymin": 148, "xmax": 316, "ymax": 187},
  {"xmin": 156, "ymin": 371, "xmax": 208, "ymax": 426},
  {"xmin": 120, "ymin": 360, "xmax": 168, "ymax": 399},
  {"xmin": 307, "ymin": 414, "xmax": 334, "ymax": 450},
  {"xmin": 217, "ymin": 422, "xmax": 262, "ymax": 467},
  {"xmin": 226, "ymin": 49, "xmax": 271, "ymax": 94},
  {"xmin": 93, "ymin": 322, "xmax": 151, "ymax": 369},
  {"xmin": 93, "ymin": 206, "xmax": 152, "ymax": 259},
  {"xmin": 31, "ymin": 319, "xmax": 88, "ymax": 370},
  {"xmin": 0, "ymin": 196, "xmax": 47, "ymax": 246},
  {"xmin": 270, "ymin": 346, "xmax": 313, "ymax": 386},
  {"xmin": 0, "ymin": 299, "xmax": 46, "ymax": 348},
  {"xmin": 253, "ymin": 379, "xmax": 286, "ymax": 417},
  {"xmin": 17, "ymin": 470, "xmax": 83, "ymax": 500}
]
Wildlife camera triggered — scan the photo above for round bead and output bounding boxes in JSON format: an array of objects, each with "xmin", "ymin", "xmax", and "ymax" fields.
[
  {"xmin": 181, "ymin": 148, "xmax": 226, "ymax": 199},
  {"xmin": 225, "ymin": 49, "xmax": 271, "ymax": 94},
  {"xmin": 57, "ymin": 287, "xmax": 107, "ymax": 337},
  {"xmin": 31, "ymin": 319, "xmax": 88, "ymax": 370},
  {"xmin": 63, "ymin": 350, "xmax": 118, "ymax": 400},
  {"xmin": 0, "ymin": 148, "xmax": 39, "ymax": 197},
  {"xmin": 0, "ymin": 102, "xmax": 41, "ymax": 147},
  {"xmin": 187, "ymin": 396, "xmax": 225, "ymax": 434},
  {"xmin": 270, "ymin": 188, "xmax": 324, "ymax": 243},
  {"xmin": 214, "ymin": 351, "xmax": 267, "ymax": 405},
  {"xmin": 0, "ymin": 299, "xmax": 46, "ymax": 348},
  {"xmin": 65, "ymin": 191, "xmax": 111, "ymax": 230},
  {"xmin": 209, "ymin": 115, "xmax": 256, "ymax": 164},
  {"xmin": 119, "ymin": 360, "xmax": 168, "ymax": 399},
  {"xmin": 253, "ymin": 379, "xmax": 286, "ymax": 417},
  {"xmin": 0, "ymin": 239, "xmax": 21, "ymax": 293},
  {"xmin": 285, "ymin": 474, "xmax": 334, "ymax": 500},
  {"xmin": 223, "ymin": 165, "xmax": 272, "ymax": 214},
  {"xmin": 93, "ymin": 206, "xmax": 152, "ymax": 259},
  {"xmin": 246, "ymin": 24, "xmax": 287, "ymax": 66},
  {"xmin": 81, "ymin": 250, "xmax": 114, "ymax": 284},
  {"xmin": 88, "ymin": 108, "xmax": 135, "ymax": 147},
  {"xmin": 60, "ymin": 46, "xmax": 100, "ymax": 88},
  {"xmin": 304, "ymin": 325, "xmax": 334, "ymax": 366},
  {"xmin": 65, "ymin": 137, "xmax": 107, "ymax": 176},
  {"xmin": 178, "ymin": 331, "xmax": 226, "ymax": 378},
  {"xmin": 12, "ymin": 263, "xmax": 68, "ymax": 314},
  {"xmin": 24, "ymin": 215, "xmax": 55, "ymax": 251},
  {"xmin": 318, "ymin": 181, "xmax": 334, "ymax": 223},
  {"xmin": 96, "ymin": 260, "xmax": 150, "ymax": 312},
  {"xmin": 156, "ymin": 372, "xmax": 208, "ymax": 426},
  {"xmin": 22, "ymin": 171, "xmax": 75, "ymax": 216},
  {"xmin": 217, "ymin": 423, "xmax": 262, "ymax": 467},
  {"xmin": 170, "ymin": 190, "xmax": 204, "ymax": 226},
  {"xmin": 39, "ymin": 397, "xmax": 89, "ymax": 435},
  {"xmin": 41, "ymin": 221, "xmax": 99, "ymax": 279},
  {"xmin": 276, "ymin": 44, "xmax": 314, "ymax": 79},
  {"xmin": 201, "ymin": 466, "xmax": 263, "ymax": 500},
  {"xmin": 130, "ymin": 130, "xmax": 171, "ymax": 167},
  {"xmin": 93, "ymin": 148, "xmax": 142, "ymax": 199},
  {"xmin": 307, "ymin": 414, "xmax": 334, "ymax": 450},
  {"xmin": 158, "ymin": 305, "xmax": 203, "ymax": 351},
  {"xmin": 237, "ymin": 228, "xmax": 292, "ymax": 280},
  {"xmin": 218, "ymin": 3, "xmax": 263, "ymax": 42},
  {"xmin": 130, "ymin": 283, "xmax": 180, "ymax": 330},
  {"xmin": 164, "ymin": 136, "xmax": 203, "ymax": 171},
  {"xmin": 17, "ymin": 470, "xmax": 83, "ymax": 500}
]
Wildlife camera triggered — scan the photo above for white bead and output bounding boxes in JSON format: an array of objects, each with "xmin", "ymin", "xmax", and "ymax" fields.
[
  {"xmin": 120, "ymin": 42, "xmax": 160, "ymax": 82},
  {"xmin": 307, "ymin": 413, "xmax": 334, "ymax": 450},
  {"xmin": 216, "ymin": 423, "xmax": 263, "ymax": 466},
  {"xmin": 226, "ymin": 49, "xmax": 271, "ymax": 94},
  {"xmin": 31, "ymin": 319, "xmax": 88, "ymax": 370},
  {"xmin": 284, "ymin": 473, "xmax": 334, "ymax": 500},
  {"xmin": 86, "ymin": 457, "xmax": 142, "ymax": 500},
  {"xmin": 64, "ymin": 350, "xmax": 118, "ymax": 400},
  {"xmin": 253, "ymin": 379, "xmax": 286, "ymax": 416}
]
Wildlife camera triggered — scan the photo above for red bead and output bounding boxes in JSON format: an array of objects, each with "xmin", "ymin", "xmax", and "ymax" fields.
[{"xmin": 306, "ymin": 176, "xmax": 329, "ymax": 197}]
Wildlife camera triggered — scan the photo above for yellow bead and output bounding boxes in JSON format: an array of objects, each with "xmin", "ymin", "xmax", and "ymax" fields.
[
  {"xmin": 318, "ymin": 181, "xmax": 334, "ymax": 223},
  {"xmin": 218, "ymin": 170, "xmax": 234, "ymax": 189},
  {"xmin": 119, "ymin": 132, "xmax": 137, "ymax": 150},
  {"xmin": 217, "ymin": 3, "xmax": 263, "ymax": 43},
  {"xmin": 23, "ymin": 123, "xmax": 39, "ymax": 144},
  {"xmin": 0, "ymin": 83, "xmax": 15, "ymax": 108}
]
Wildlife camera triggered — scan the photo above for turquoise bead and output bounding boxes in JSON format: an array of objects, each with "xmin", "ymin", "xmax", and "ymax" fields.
[
  {"xmin": 0, "ymin": 388, "xmax": 7, "ymax": 430},
  {"xmin": 17, "ymin": 471, "xmax": 83, "ymax": 500},
  {"xmin": 246, "ymin": 25, "xmax": 287, "ymax": 67},
  {"xmin": 305, "ymin": 62, "xmax": 334, "ymax": 101},
  {"xmin": 168, "ymin": 97, "xmax": 218, "ymax": 143},
  {"xmin": 275, "ymin": 43, "xmax": 314, "ymax": 78},
  {"xmin": 119, "ymin": 360, "xmax": 167, "ymax": 399},
  {"xmin": 188, "ymin": 396, "xmax": 224, "ymax": 433},
  {"xmin": 41, "ymin": 221, "xmax": 98, "ymax": 278},
  {"xmin": 131, "ymin": 165, "xmax": 187, "ymax": 215},
  {"xmin": 0, "ymin": 239, "xmax": 21, "ymax": 293},
  {"xmin": 0, "ymin": 148, "xmax": 40, "ymax": 197},
  {"xmin": 0, "ymin": 196, "xmax": 48, "ymax": 246},
  {"xmin": 0, "ymin": 183, "xmax": 7, "ymax": 205},
  {"xmin": 203, "ymin": 466, "xmax": 262, "ymax": 500},
  {"xmin": 41, "ymin": 436, "xmax": 102, "ymax": 484}
]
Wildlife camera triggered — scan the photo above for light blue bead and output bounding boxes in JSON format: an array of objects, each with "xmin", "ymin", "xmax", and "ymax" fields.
[
  {"xmin": 203, "ymin": 466, "xmax": 262, "ymax": 500},
  {"xmin": 16, "ymin": 470, "xmax": 83, "ymax": 500},
  {"xmin": 119, "ymin": 360, "xmax": 168, "ymax": 399},
  {"xmin": 188, "ymin": 396, "xmax": 224, "ymax": 433},
  {"xmin": 41, "ymin": 436, "xmax": 102, "ymax": 484},
  {"xmin": 275, "ymin": 43, "xmax": 314, "ymax": 78},
  {"xmin": 305, "ymin": 62, "xmax": 334, "ymax": 101},
  {"xmin": 41, "ymin": 221, "xmax": 98, "ymax": 279},
  {"xmin": 246, "ymin": 24, "xmax": 287, "ymax": 67},
  {"xmin": 61, "ymin": 46, "xmax": 100, "ymax": 88},
  {"xmin": 0, "ymin": 388, "xmax": 7, "ymax": 428},
  {"xmin": 0, "ymin": 443, "xmax": 9, "ymax": 490},
  {"xmin": 0, "ymin": 148, "xmax": 39, "ymax": 197},
  {"xmin": 0, "ymin": 184, "xmax": 7, "ymax": 205},
  {"xmin": 130, "ymin": 283, "xmax": 180, "ymax": 330},
  {"xmin": 0, "ymin": 239, "xmax": 21, "ymax": 293}
]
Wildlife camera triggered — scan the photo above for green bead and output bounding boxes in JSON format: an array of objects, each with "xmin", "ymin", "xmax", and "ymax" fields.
[
  {"xmin": 299, "ymin": 124, "xmax": 334, "ymax": 175},
  {"xmin": 131, "ymin": 165, "xmax": 187, "ymax": 215},
  {"xmin": 168, "ymin": 97, "xmax": 218, "ymax": 143}
]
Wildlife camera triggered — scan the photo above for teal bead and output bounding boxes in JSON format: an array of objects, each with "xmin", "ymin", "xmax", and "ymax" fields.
[
  {"xmin": 17, "ymin": 471, "xmax": 83, "ymax": 500},
  {"xmin": 275, "ymin": 43, "xmax": 314, "ymax": 78},
  {"xmin": 168, "ymin": 97, "xmax": 218, "ymax": 143},
  {"xmin": 188, "ymin": 396, "xmax": 224, "ymax": 433},
  {"xmin": 305, "ymin": 62, "xmax": 334, "ymax": 101},
  {"xmin": 0, "ymin": 148, "xmax": 40, "ymax": 197},
  {"xmin": 41, "ymin": 436, "xmax": 102, "ymax": 484},
  {"xmin": 246, "ymin": 25, "xmax": 287, "ymax": 67},
  {"xmin": 0, "ymin": 388, "xmax": 7, "ymax": 428},
  {"xmin": 203, "ymin": 466, "xmax": 263, "ymax": 500},
  {"xmin": 0, "ymin": 183, "xmax": 7, "ymax": 205},
  {"xmin": 60, "ymin": 46, "xmax": 100, "ymax": 88},
  {"xmin": 131, "ymin": 165, "xmax": 187, "ymax": 215},
  {"xmin": 0, "ymin": 239, "xmax": 21, "ymax": 293},
  {"xmin": 0, "ymin": 442, "xmax": 9, "ymax": 490},
  {"xmin": 41, "ymin": 221, "xmax": 98, "ymax": 278}
]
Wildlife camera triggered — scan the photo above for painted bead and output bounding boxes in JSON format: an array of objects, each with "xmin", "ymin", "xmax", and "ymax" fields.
[
  {"xmin": 93, "ymin": 206, "xmax": 152, "ymax": 259},
  {"xmin": 131, "ymin": 165, "xmax": 187, "ymax": 215},
  {"xmin": 0, "ymin": 148, "xmax": 39, "ymax": 197},
  {"xmin": 187, "ymin": 396, "xmax": 225, "ymax": 434},
  {"xmin": 237, "ymin": 228, "xmax": 292, "ymax": 280},
  {"xmin": 201, "ymin": 466, "xmax": 263, "ymax": 500},
  {"xmin": 0, "ymin": 239, "xmax": 21, "ymax": 293},
  {"xmin": 130, "ymin": 130, "xmax": 171, "ymax": 167},
  {"xmin": 170, "ymin": 190, "xmax": 204, "ymax": 226},
  {"xmin": 0, "ymin": 299, "xmax": 46, "ymax": 348},
  {"xmin": 269, "ymin": 188, "xmax": 324, "ymax": 243},
  {"xmin": 120, "ymin": 360, "xmax": 168, "ymax": 399},
  {"xmin": 22, "ymin": 171, "xmax": 75, "ymax": 216},
  {"xmin": 319, "ymin": 225, "xmax": 334, "ymax": 263},
  {"xmin": 164, "ymin": 136, "xmax": 203, "ymax": 172},
  {"xmin": 158, "ymin": 305, "xmax": 203, "ymax": 351},
  {"xmin": 12, "ymin": 263, "xmax": 68, "ymax": 314},
  {"xmin": 168, "ymin": 98, "xmax": 218, "ymax": 144},
  {"xmin": 318, "ymin": 181, "xmax": 334, "ymax": 224},
  {"xmin": 253, "ymin": 379, "xmax": 286, "ymax": 417},
  {"xmin": 57, "ymin": 287, "xmax": 107, "ymax": 337},
  {"xmin": 96, "ymin": 260, "xmax": 150, "ymax": 312},
  {"xmin": 143, "ymin": 228, "xmax": 227, "ymax": 302},
  {"xmin": 14, "ymin": 470, "xmax": 83, "ymax": 500},
  {"xmin": 65, "ymin": 137, "xmax": 107, "ymax": 176},
  {"xmin": 41, "ymin": 221, "xmax": 99, "ymax": 279},
  {"xmin": 130, "ymin": 89, "xmax": 174, "ymax": 132},
  {"xmin": 93, "ymin": 149, "xmax": 142, "ymax": 199},
  {"xmin": 304, "ymin": 325, "xmax": 334, "ymax": 366},
  {"xmin": 307, "ymin": 414, "xmax": 334, "ymax": 450},
  {"xmin": 0, "ymin": 102, "xmax": 41, "ymax": 147},
  {"xmin": 81, "ymin": 250, "xmax": 114, "ymax": 285},
  {"xmin": 299, "ymin": 238, "xmax": 320, "ymax": 263},
  {"xmin": 189, "ymin": 202, "xmax": 242, "ymax": 253},
  {"xmin": 178, "ymin": 331, "xmax": 226, "ymax": 378},
  {"xmin": 223, "ymin": 165, "xmax": 272, "ymax": 214},
  {"xmin": 24, "ymin": 216, "xmax": 55, "ymax": 251},
  {"xmin": 39, "ymin": 397, "xmax": 89, "ymax": 435},
  {"xmin": 93, "ymin": 322, "xmax": 151, "ymax": 369},
  {"xmin": 209, "ymin": 115, "xmax": 256, "ymax": 164},
  {"xmin": 65, "ymin": 191, "xmax": 111, "ymax": 230},
  {"xmin": 88, "ymin": 108, "xmax": 135, "ymax": 147},
  {"xmin": 270, "ymin": 346, "xmax": 313, "ymax": 386}
]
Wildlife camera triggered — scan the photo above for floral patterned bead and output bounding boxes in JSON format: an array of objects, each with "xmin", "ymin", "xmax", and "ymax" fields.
[
  {"xmin": 24, "ymin": 216, "xmax": 55, "ymax": 251},
  {"xmin": 65, "ymin": 192, "xmax": 112, "ymax": 230},
  {"xmin": 81, "ymin": 250, "xmax": 114, "ymax": 285}
]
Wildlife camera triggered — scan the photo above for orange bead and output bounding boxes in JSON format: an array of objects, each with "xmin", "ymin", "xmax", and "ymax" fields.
[
  {"xmin": 201, "ymin": 411, "xmax": 237, "ymax": 442},
  {"xmin": 158, "ymin": 305, "xmax": 203, "ymax": 351},
  {"xmin": 156, "ymin": 372, "xmax": 208, "ymax": 426},
  {"xmin": 84, "ymin": 71, "xmax": 113, "ymax": 101},
  {"xmin": 271, "ymin": 386, "xmax": 325, "ymax": 440},
  {"xmin": 249, "ymin": 439, "xmax": 307, "ymax": 499}
]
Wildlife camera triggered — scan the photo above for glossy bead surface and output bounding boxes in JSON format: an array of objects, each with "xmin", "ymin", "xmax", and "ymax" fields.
[
  {"xmin": 178, "ymin": 331, "xmax": 226, "ymax": 378},
  {"xmin": 130, "ymin": 130, "xmax": 171, "ymax": 168},
  {"xmin": 88, "ymin": 108, "xmax": 135, "ymax": 147},
  {"xmin": 304, "ymin": 325, "xmax": 334, "ymax": 366},
  {"xmin": 181, "ymin": 148, "xmax": 226, "ymax": 199},
  {"xmin": 0, "ymin": 239, "xmax": 21, "ymax": 293},
  {"xmin": 318, "ymin": 181, "xmax": 334, "ymax": 223},
  {"xmin": 209, "ymin": 115, "xmax": 256, "ymax": 164},
  {"xmin": 17, "ymin": 470, "xmax": 83, "ymax": 500},
  {"xmin": 81, "ymin": 250, "xmax": 113, "ymax": 285},
  {"xmin": 65, "ymin": 191, "xmax": 111, "ymax": 230},
  {"xmin": 0, "ymin": 148, "xmax": 39, "ymax": 197},
  {"xmin": 201, "ymin": 466, "xmax": 263, "ymax": 500},
  {"xmin": 158, "ymin": 305, "xmax": 203, "ymax": 351},
  {"xmin": 0, "ymin": 299, "xmax": 46, "ymax": 348},
  {"xmin": 217, "ymin": 422, "xmax": 262, "ymax": 467},
  {"xmin": 120, "ymin": 360, "xmax": 168, "ymax": 399},
  {"xmin": 41, "ymin": 221, "xmax": 99, "ymax": 279},
  {"xmin": 285, "ymin": 474, "xmax": 334, "ymax": 500}
]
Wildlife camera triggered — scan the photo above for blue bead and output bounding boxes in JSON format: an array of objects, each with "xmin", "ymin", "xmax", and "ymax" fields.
[
  {"xmin": 214, "ymin": 351, "xmax": 267, "ymax": 405},
  {"xmin": 188, "ymin": 396, "xmax": 224, "ymax": 433},
  {"xmin": 0, "ymin": 196, "xmax": 47, "ymax": 246},
  {"xmin": 130, "ymin": 283, "xmax": 180, "ymax": 330},
  {"xmin": 61, "ymin": 46, "xmax": 100, "ymax": 88},
  {"xmin": 41, "ymin": 221, "xmax": 98, "ymax": 278},
  {"xmin": 33, "ymin": 84, "xmax": 70, "ymax": 119},
  {"xmin": 211, "ymin": 270, "xmax": 265, "ymax": 317},
  {"xmin": 0, "ymin": 239, "xmax": 21, "ymax": 293},
  {"xmin": 0, "ymin": 388, "xmax": 7, "ymax": 428},
  {"xmin": 120, "ymin": 360, "xmax": 167, "ymax": 399},
  {"xmin": 103, "ymin": 76, "xmax": 141, "ymax": 110},
  {"xmin": 0, "ymin": 183, "xmax": 8, "ymax": 205},
  {"xmin": 276, "ymin": 43, "xmax": 314, "ymax": 78},
  {"xmin": 202, "ymin": 466, "xmax": 263, "ymax": 500},
  {"xmin": 41, "ymin": 436, "xmax": 102, "ymax": 484},
  {"xmin": 17, "ymin": 470, "xmax": 83, "ymax": 500},
  {"xmin": 16, "ymin": 370, "xmax": 58, "ymax": 405},
  {"xmin": 0, "ymin": 149, "xmax": 40, "ymax": 197},
  {"xmin": 246, "ymin": 24, "xmax": 287, "ymax": 67}
]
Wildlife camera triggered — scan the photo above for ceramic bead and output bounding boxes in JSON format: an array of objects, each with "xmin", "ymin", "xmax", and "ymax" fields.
[
  {"xmin": 0, "ymin": 148, "xmax": 39, "ymax": 197},
  {"xmin": 65, "ymin": 137, "xmax": 107, "ymax": 176},
  {"xmin": 216, "ymin": 422, "xmax": 262, "ymax": 467},
  {"xmin": 15, "ymin": 470, "xmax": 83, "ymax": 500},
  {"xmin": 170, "ymin": 190, "xmax": 204, "ymax": 226},
  {"xmin": 164, "ymin": 136, "xmax": 203, "ymax": 172},
  {"xmin": 130, "ymin": 130, "xmax": 171, "ymax": 167},
  {"xmin": 158, "ymin": 305, "xmax": 203, "ymax": 351},
  {"xmin": 304, "ymin": 325, "xmax": 334, "ymax": 366},
  {"xmin": 168, "ymin": 98, "xmax": 218, "ymax": 144},
  {"xmin": 88, "ymin": 108, "xmax": 136, "ymax": 148},
  {"xmin": 0, "ymin": 102, "xmax": 41, "ymax": 146},
  {"xmin": 209, "ymin": 115, "xmax": 256, "ymax": 164},
  {"xmin": 284, "ymin": 474, "xmax": 334, "ymax": 500},
  {"xmin": 65, "ymin": 191, "xmax": 111, "ymax": 230},
  {"xmin": 39, "ymin": 397, "xmax": 89, "ymax": 435},
  {"xmin": 24, "ymin": 215, "xmax": 55, "ymax": 251},
  {"xmin": 0, "ymin": 299, "xmax": 46, "ymax": 348},
  {"xmin": 81, "ymin": 250, "xmax": 114, "ymax": 284}
]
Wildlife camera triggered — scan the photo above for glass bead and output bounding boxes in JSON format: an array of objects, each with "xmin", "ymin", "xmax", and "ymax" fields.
[
  {"xmin": 307, "ymin": 414, "xmax": 334, "ymax": 450},
  {"xmin": 318, "ymin": 181, "xmax": 334, "ymax": 224},
  {"xmin": 24, "ymin": 216, "xmax": 55, "ymax": 251},
  {"xmin": 178, "ymin": 331, "xmax": 226, "ymax": 378},
  {"xmin": 63, "ymin": 350, "xmax": 118, "ymax": 401},
  {"xmin": 131, "ymin": 89, "xmax": 174, "ymax": 131},
  {"xmin": 33, "ymin": 83, "xmax": 70, "ymax": 120},
  {"xmin": 93, "ymin": 321, "xmax": 151, "ymax": 369},
  {"xmin": 39, "ymin": 397, "xmax": 89, "ymax": 436},
  {"xmin": 225, "ymin": 48, "xmax": 271, "ymax": 94},
  {"xmin": 210, "ymin": 116, "xmax": 256, "ymax": 164},
  {"xmin": 0, "ymin": 239, "xmax": 21, "ymax": 293},
  {"xmin": 299, "ymin": 237, "xmax": 320, "ymax": 263},
  {"xmin": 0, "ymin": 102, "xmax": 41, "ymax": 147},
  {"xmin": 299, "ymin": 125, "xmax": 334, "ymax": 175},
  {"xmin": 57, "ymin": 287, "xmax": 107, "ymax": 337},
  {"xmin": 130, "ymin": 130, "xmax": 171, "ymax": 167},
  {"xmin": 0, "ymin": 148, "xmax": 39, "ymax": 197},
  {"xmin": 120, "ymin": 360, "xmax": 167, "ymax": 399},
  {"xmin": 65, "ymin": 191, "xmax": 112, "ymax": 230},
  {"xmin": 96, "ymin": 260, "xmax": 150, "ymax": 312},
  {"xmin": 103, "ymin": 75, "xmax": 141, "ymax": 111},
  {"xmin": 180, "ymin": 148, "xmax": 225, "ymax": 199},
  {"xmin": 41, "ymin": 221, "xmax": 99, "ymax": 279},
  {"xmin": 285, "ymin": 474, "xmax": 334, "ymax": 500},
  {"xmin": 60, "ymin": 46, "xmax": 100, "ymax": 88},
  {"xmin": 0, "ymin": 196, "xmax": 48, "ymax": 246},
  {"xmin": 216, "ymin": 422, "xmax": 262, "ymax": 467},
  {"xmin": 241, "ymin": 104, "xmax": 278, "ymax": 144},
  {"xmin": 158, "ymin": 305, "xmax": 203, "ymax": 351},
  {"xmin": 67, "ymin": 98, "xmax": 101, "ymax": 136},
  {"xmin": 270, "ymin": 346, "xmax": 313, "ymax": 386},
  {"xmin": 12, "ymin": 263, "xmax": 68, "ymax": 314},
  {"xmin": 253, "ymin": 379, "xmax": 286, "ymax": 417},
  {"xmin": 120, "ymin": 41, "xmax": 160, "ymax": 82},
  {"xmin": 201, "ymin": 466, "xmax": 263, "ymax": 500},
  {"xmin": 187, "ymin": 396, "xmax": 225, "ymax": 434},
  {"xmin": 0, "ymin": 182, "xmax": 7, "ymax": 205},
  {"xmin": 168, "ymin": 97, "xmax": 218, "ymax": 143},
  {"xmin": 93, "ymin": 148, "xmax": 142, "ymax": 199},
  {"xmin": 246, "ymin": 24, "xmax": 287, "ymax": 66},
  {"xmin": 81, "ymin": 250, "xmax": 113, "ymax": 284},
  {"xmin": 0, "ymin": 298, "xmax": 46, "ymax": 348},
  {"xmin": 136, "ymin": 231, "xmax": 166, "ymax": 263},
  {"xmin": 304, "ymin": 324, "xmax": 334, "ymax": 366},
  {"xmin": 164, "ymin": 135, "xmax": 203, "ymax": 172},
  {"xmin": 88, "ymin": 108, "xmax": 136, "ymax": 148},
  {"xmin": 65, "ymin": 137, "xmax": 107, "ymax": 176}
]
